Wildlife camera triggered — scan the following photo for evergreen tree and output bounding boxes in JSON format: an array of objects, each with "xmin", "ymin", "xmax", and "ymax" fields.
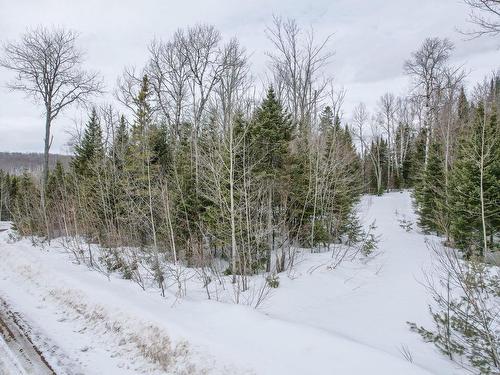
[
  {"xmin": 0, "ymin": 171, "xmax": 17, "ymax": 221},
  {"xmin": 449, "ymin": 103, "xmax": 500, "ymax": 256},
  {"xmin": 457, "ymin": 87, "xmax": 469, "ymax": 127},
  {"xmin": 72, "ymin": 108, "xmax": 104, "ymax": 177},
  {"xmin": 416, "ymin": 140, "xmax": 446, "ymax": 234},
  {"xmin": 406, "ymin": 130, "xmax": 426, "ymax": 189},
  {"xmin": 368, "ymin": 137, "xmax": 388, "ymax": 195},
  {"xmin": 46, "ymin": 161, "xmax": 67, "ymax": 236},
  {"xmin": 250, "ymin": 87, "xmax": 292, "ymax": 271},
  {"xmin": 12, "ymin": 173, "xmax": 42, "ymax": 235},
  {"xmin": 71, "ymin": 108, "xmax": 108, "ymax": 243},
  {"xmin": 250, "ymin": 87, "xmax": 292, "ymax": 177},
  {"xmin": 112, "ymin": 115, "xmax": 129, "ymax": 170}
]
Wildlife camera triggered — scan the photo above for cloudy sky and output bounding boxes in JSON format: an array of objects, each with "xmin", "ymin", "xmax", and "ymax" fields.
[{"xmin": 1, "ymin": 0, "xmax": 499, "ymax": 154}]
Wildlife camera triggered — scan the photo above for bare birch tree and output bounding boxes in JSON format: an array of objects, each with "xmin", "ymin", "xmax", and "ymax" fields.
[
  {"xmin": 352, "ymin": 102, "xmax": 369, "ymax": 187},
  {"xmin": 404, "ymin": 37, "xmax": 454, "ymax": 167},
  {"xmin": 378, "ymin": 93, "xmax": 397, "ymax": 189}
]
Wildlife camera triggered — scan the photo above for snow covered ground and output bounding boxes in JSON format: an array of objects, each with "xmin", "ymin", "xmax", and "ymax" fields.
[
  {"xmin": 0, "ymin": 192, "xmax": 467, "ymax": 374},
  {"xmin": 0, "ymin": 335, "xmax": 25, "ymax": 375}
]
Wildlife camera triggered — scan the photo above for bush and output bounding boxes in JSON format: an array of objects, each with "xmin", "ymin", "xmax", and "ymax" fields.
[
  {"xmin": 266, "ymin": 274, "xmax": 279, "ymax": 288},
  {"xmin": 408, "ymin": 244, "xmax": 499, "ymax": 374}
]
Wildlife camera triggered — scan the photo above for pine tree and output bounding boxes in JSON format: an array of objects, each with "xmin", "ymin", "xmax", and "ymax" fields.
[
  {"xmin": 0, "ymin": 171, "xmax": 17, "ymax": 221},
  {"xmin": 112, "ymin": 115, "xmax": 129, "ymax": 170},
  {"xmin": 449, "ymin": 103, "xmax": 500, "ymax": 256},
  {"xmin": 72, "ymin": 108, "xmax": 104, "ymax": 177},
  {"xmin": 406, "ymin": 130, "xmax": 426, "ymax": 189},
  {"xmin": 416, "ymin": 140, "xmax": 446, "ymax": 234},
  {"xmin": 322, "ymin": 115, "xmax": 361, "ymax": 241},
  {"xmin": 250, "ymin": 87, "xmax": 292, "ymax": 177},
  {"xmin": 250, "ymin": 87, "xmax": 292, "ymax": 271},
  {"xmin": 368, "ymin": 137, "xmax": 388, "ymax": 195},
  {"xmin": 70, "ymin": 108, "xmax": 108, "ymax": 244},
  {"xmin": 457, "ymin": 87, "xmax": 469, "ymax": 127},
  {"xmin": 149, "ymin": 123, "xmax": 172, "ymax": 176},
  {"xmin": 12, "ymin": 173, "xmax": 42, "ymax": 235}
]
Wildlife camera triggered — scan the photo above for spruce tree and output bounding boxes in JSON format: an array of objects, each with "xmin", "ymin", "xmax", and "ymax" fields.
[
  {"xmin": 449, "ymin": 103, "xmax": 500, "ymax": 256},
  {"xmin": 72, "ymin": 108, "xmax": 104, "ymax": 177},
  {"xmin": 112, "ymin": 115, "xmax": 129, "ymax": 170},
  {"xmin": 322, "ymin": 114, "xmax": 361, "ymax": 241},
  {"xmin": 71, "ymin": 108, "xmax": 107, "ymax": 243},
  {"xmin": 12, "ymin": 173, "xmax": 42, "ymax": 235},
  {"xmin": 416, "ymin": 140, "xmax": 446, "ymax": 234},
  {"xmin": 250, "ymin": 87, "xmax": 292, "ymax": 177},
  {"xmin": 250, "ymin": 87, "xmax": 292, "ymax": 271}
]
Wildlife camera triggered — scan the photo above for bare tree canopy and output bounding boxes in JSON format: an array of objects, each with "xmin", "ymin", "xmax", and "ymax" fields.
[
  {"xmin": 403, "ymin": 37, "xmax": 454, "ymax": 96},
  {"xmin": 266, "ymin": 16, "xmax": 334, "ymax": 127},
  {"xmin": 403, "ymin": 37, "xmax": 454, "ymax": 166},
  {"xmin": 0, "ymin": 26, "xmax": 103, "ymax": 185},
  {"xmin": 463, "ymin": 0, "xmax": 500, "ymax": 37}
]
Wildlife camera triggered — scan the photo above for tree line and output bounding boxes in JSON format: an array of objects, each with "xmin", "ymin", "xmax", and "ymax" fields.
[
  {"xmin": 1, "ymin": 20, "xmax": 362, "ymax": 295},
  {"xmin": 353, "ymin": 36, "xmax": 499, "ymax": 259},
  {"xmin": 1, "ymin": 2, "xmax": 499, "ymax": 373},
  {"xmin": 0, "ymin": 21, "xmax": 498, "ymax": 276}
]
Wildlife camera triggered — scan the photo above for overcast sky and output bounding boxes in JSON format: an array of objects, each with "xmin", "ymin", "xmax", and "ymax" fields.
[{"xmin": 1, "ymin": 0, "xmax": 499, "ymax": 154}]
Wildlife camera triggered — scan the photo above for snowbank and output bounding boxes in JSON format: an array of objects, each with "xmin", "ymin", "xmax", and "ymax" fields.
[{"xmin": 0, "ymin": 192, "xmax": 465, "ymax": 374}]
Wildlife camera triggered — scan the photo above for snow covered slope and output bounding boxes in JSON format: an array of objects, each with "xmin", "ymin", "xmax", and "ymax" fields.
[{"xmin": 0, "ymin": 192, "xmax": 465, "ymax": 374}]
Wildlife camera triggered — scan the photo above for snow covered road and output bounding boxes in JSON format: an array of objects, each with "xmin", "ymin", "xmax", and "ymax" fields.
[
  {"xmin": 0, "ymin": 298, "xmax": 56, "ymax": 375},
  {"xmin": 0, "ymin": 192, "xmax": 465, "ymax": 374}
]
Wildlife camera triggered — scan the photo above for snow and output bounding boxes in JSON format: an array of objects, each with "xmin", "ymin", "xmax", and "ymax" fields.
[
  {"xmin": 0, "ymin": 335, "xmax": 26, "ymax": 375},
  {"xmin": 0, "ymin": 191, "xmax": 466, "ymax": 374}
]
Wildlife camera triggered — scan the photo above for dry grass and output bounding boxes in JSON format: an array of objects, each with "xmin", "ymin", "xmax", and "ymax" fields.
[{"xmin": 48, "ymin": 288, "xmax": 202, "ymax": 374}]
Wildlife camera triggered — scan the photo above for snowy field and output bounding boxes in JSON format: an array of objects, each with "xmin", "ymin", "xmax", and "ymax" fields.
[{"xmin": 0, "ymin": 192, "xmax": 467, "ymax": 374}]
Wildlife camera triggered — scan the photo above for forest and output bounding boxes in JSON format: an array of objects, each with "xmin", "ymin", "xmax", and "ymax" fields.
[{"xmin": 0, "ymin": 1, "xmax": 498, "ymax": 374}]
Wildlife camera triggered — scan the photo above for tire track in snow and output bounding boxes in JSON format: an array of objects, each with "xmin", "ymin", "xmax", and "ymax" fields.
[{"xmin": 0, "ymin": 297, "xmax": 57, "ymax": 375}]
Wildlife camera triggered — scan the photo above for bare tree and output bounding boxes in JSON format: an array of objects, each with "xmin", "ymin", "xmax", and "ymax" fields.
[
  {"xmin": 115, "ymin": 67, "xmax": 144, "ymax": 114},
  {"xmin": 266, "ymin": 16, "xmax": 334, "ymax": 127},
  {"xmin": 178, "ymin": 24, "xmax": 225, "ymax": 189},
  {"xmin": 394, "ymin": 97, "xmax": 417, "ymax": 186},
  {"xmin": 352, "ymin": 102, "xmax": 369, "ymax": 187},
  {"xmin": 436, "ymin": 67, "xmax": 467, "ymax": 193},
  {"xmin": 378, "ymin": 93, "xmax": 397, "ymax": 190},
  {"xmin": 404, "ymin": 37, "xmax": 454, "ymax": 167},
  {"xmin": 462, "ymin": 0, "xmax": 500, "ymax": 37},
  {"xmin": 0, "ymin": 26, "xmax": 103, "ymax": 186},
  {"xmin": 147, "ymin": 36, "xmax": 190, "ymax": 137}
]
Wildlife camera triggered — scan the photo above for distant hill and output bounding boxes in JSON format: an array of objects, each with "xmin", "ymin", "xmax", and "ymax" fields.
[{"xmin": 0, "ymin": 152, "xmax": 72, "ymax": 175}]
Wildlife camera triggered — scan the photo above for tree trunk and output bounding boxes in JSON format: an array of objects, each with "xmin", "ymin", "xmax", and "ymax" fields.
[
  {"xmin": 266, "ymin": 185, "xmax": 273, "ymax": 272},
  {"xmin": 479, "ymin": 111, "xmax": 488, "ymax": 258},
  {"xmin": 229, "ymin": 123, "xmax": 238, "ymax": 283},
  {"xmin": 41, "ymin": 108, "xmax": 52, "ymax": 240},
  {"xmin": 424, "ymin": 98, "xmax": 431, "ymax": 168},
  {"xmin": 43, "ymin": 110, "xmax": 52, "ymax": 187}
]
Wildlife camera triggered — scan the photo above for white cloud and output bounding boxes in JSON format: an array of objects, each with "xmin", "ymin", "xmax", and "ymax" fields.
[{"xmin": 0, "ymin": 0, "xmax": 499, "ymax": 153}]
